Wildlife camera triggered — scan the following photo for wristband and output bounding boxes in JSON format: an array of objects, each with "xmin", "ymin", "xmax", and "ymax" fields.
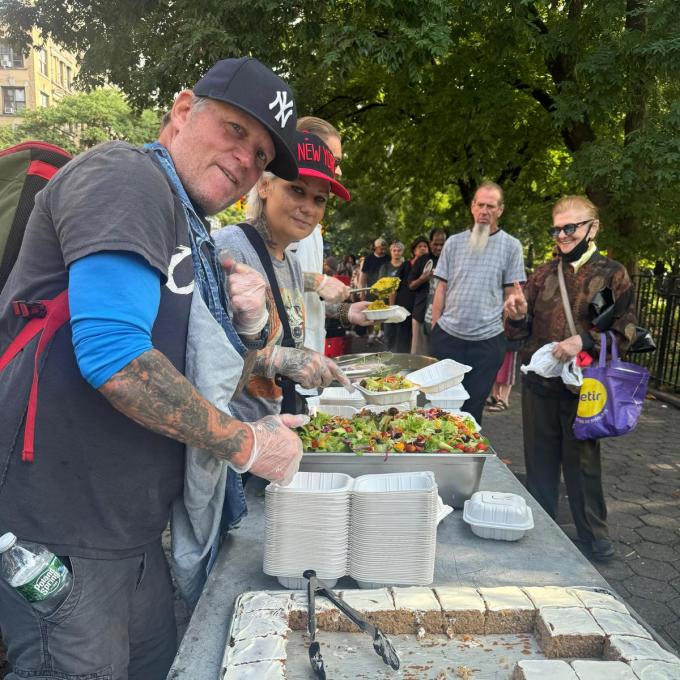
[{"xmin": 339, "ymin": 303, "xmax": 352, "ymax": 329}]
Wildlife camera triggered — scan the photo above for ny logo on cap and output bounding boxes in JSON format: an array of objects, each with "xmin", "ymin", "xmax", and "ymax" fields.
[{"xmin": 269, "ymin": 91, "xmax": 294, "ymax": 129}]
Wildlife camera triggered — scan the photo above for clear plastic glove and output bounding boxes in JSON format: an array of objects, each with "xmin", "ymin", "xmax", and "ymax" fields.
[
  {"xmin": 316, "ymin": 275, "xmax": 350, "ymax": 303},
  {"xmin": 382, "ymin": 306, "xmax": 410, "ymax": 323},
  {"xmin": 231, "ymin": 414, "xmax": 309, "ymax": 485},
  {"xmin": 265, "ymin": 345, "xmax": 353, "ymax": 390},
  {"xmin": 220, "ymin": 256, "xmax": 268, "ymax": 335},
  {"xmin": 348, "ymin": 300, "xmax": 373, "ymax": 326}
]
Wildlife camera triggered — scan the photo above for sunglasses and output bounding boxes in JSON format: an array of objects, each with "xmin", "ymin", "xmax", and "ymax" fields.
[{"xmin": 547, "ymin": 219, "xmax": 594, "ymax": 238}]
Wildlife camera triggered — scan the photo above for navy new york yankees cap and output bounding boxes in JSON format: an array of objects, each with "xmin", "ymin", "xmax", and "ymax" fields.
[{"xmin": 194, "ymin": 57, "xmax": 299, "ymax": 180}]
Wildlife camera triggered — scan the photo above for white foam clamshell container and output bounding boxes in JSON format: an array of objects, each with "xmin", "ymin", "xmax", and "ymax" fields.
[
  {"xmin": 353, "ymin": 470, "xmax": 436, "ymax": 493},
  {"xmin": 363, "ymin": 305, "xmax": 405, "ymax": 321},
  {"xmin": 268, "ymin": 471, "xmax": 354, "ymax": 494},
  {"xmin": 405, "ymin": 358, "xmax": 472, "ymax": 394},
  {"xmin": 463, "ymin": 491, "xmax": 534, "ymax": 541},
  {"xmin": 353, "ymin": 382, "xmax": 420, "ymax": 405},
  {"xmin": 318, "ymin": 386, "xmax": 365, "ymax": 407},
  {"xmin": 307, "ymin": 401, "xmax": 358, "ymax": 418},
  {"xmin": 427, "ymin": 382, "xmax": 470, "ymax": 409}
]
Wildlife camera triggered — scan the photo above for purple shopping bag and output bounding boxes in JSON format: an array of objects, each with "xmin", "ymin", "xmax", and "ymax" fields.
[{"xmin": 573, "ymin": 332, "xmax": 649, "ymax": 441}]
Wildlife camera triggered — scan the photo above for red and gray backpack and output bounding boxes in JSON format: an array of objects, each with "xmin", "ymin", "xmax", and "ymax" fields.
[{"xmin": 0, "ymin": 141, "xmax": 72, "ymax": 462}]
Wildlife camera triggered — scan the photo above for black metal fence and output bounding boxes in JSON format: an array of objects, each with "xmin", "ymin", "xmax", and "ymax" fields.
[{"xmin": 632, "ymin": 274, "xmax": 680, "ymax": 392}]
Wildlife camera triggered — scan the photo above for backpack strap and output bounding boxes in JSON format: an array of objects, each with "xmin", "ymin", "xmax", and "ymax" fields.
[
  {"xmin": 0, "ymin": 290, "xmax": 70, "ymax": 462},
  {"xmin": 235, "ymin": 223, "xmax": 298, "ymax": 414}
]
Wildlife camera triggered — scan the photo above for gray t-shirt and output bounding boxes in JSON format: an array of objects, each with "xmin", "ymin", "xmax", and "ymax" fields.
[
  {"xmin": 0, "ymin": 141, "xmax": 192, "ymax": 558},
  {"xmin": 213, "ymin": 224, "xmax": 304, "ymax": 421},
  {"xmin": 433, "ymin": 228, "xmax": 525, "ymax": 341}
]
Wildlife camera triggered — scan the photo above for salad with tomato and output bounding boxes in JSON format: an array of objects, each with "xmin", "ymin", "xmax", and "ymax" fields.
[
  {"xmin": 299, "ymin": 407, "xmax": 491, "ymax": 454},
  {"xmin": 359, "ymin": 374, "xmax": 416, "ymax": 392}
]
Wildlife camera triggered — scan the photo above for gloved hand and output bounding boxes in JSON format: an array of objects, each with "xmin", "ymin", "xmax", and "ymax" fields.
[
  {"xmin": 348, "ymin": 300, "xmax": 374, "ymax": 327},
  {"xmin": 230, "ymin": 414, "xmax": 309, "ymax": 486},
  {"xmin": 220, "ymin": 256, "xmax": 268, "ymax": 336},
  {"xmin": 316, "ymin": 275, "xmax": 350, "ymax": 303},
  {"xmin": 265, "ymin": 345, "xmax": 353, "ymax": 390}
]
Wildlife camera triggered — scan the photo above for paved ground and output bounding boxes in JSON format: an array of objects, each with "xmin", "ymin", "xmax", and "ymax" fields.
[
  {"xmin": 1, "ymin": 350, "xmax": 678, "ymax": 678},
  {"xmin": 482, "ymin": 388, "xmax": 680, "ymax": 654}
]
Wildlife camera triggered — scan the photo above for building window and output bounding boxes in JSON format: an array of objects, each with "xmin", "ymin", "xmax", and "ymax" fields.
[
  {"xmin": 0, "ymin": 42, "xmax": 24, "ymax": 69},
  {"xmin": 38, "ymin": 47, "xmax": 48, "ymax": 76},
  {"xmin": 53, "ymin": 56, "xmax": 58, "ymax": 79},
  {"xmin": 66, "ymin": 65, "xmax": 72, "ymax": 88},
  {"xmin": 2, "ymin": 87, "xmax": 26, "ymax": 114},
  {"xmin": 59, "ymin": 61, "xmax": 65, "ymax": 86},
  {"xmin": 40, "ymin": 92, "xmax": 49, "ymax": 107}
]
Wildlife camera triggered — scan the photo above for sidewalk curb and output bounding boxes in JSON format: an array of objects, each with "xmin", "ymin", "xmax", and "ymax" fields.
[{"xmin": 648, "ymin": 388, "xmax": 680, "ymax": 410}]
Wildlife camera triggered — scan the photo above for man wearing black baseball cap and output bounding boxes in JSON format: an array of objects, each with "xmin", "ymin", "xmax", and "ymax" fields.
[{"xmin": 0, "ymin": 57, "xmax": 307, "ymax": 680}]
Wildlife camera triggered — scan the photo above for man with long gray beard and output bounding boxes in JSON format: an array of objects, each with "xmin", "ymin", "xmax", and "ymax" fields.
[{"xmin": 429, "ymin": 182, "xmax": 525, "ymax": 423}]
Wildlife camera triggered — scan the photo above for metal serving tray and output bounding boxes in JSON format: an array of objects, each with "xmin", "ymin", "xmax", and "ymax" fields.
[{"xmin": 299, "ymin": 452, "xmax": 491, "ymax": 508}]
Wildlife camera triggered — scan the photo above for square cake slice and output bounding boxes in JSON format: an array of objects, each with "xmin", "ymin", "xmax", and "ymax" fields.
[
  {"xmin": 523, "ymin": 586, "xmax": 582, "ymax": 609},
  {"xmin": 434, "ymin": 586, "xmax": 485, "ymax": 635},
  {"xmin": 288, "ymin": 590, "xmax": 345, "ymax": 631},
  {"xmin": 569, "ymin": 588, "xmax": 629, "ymax": 614},
  {"xmin": 480, "ymin": 586, "xmax": 536, "ymax": 634},
  {"xmin": 226, "ymin": 634, "xmax": 287, "ymax": 667},
  {"xmin": 628, "ymin": 659, "xmax": 680, "ymax": 679},
  {"xmin": 604, "ymin": 635, "xmax": 680, "ymax": 663},
  {"xmin": 231, "ymin": 610, "xmax": 289, "ymax": 642},
  {"xmin": 390, "ymin": 587, "xmax": 445, "ymax": 634},
  {"xmin": 338, "ymin": 588, "xmax": 397, "ymax": 634},
  {"xmin": 589, "ymin": 607, "xmax": 652, "ymax": 640},
  {"xmin": 571, "ymin": 660, "xmax": 637, "ymax": 679},
  {"xmin": 223, "ymin": 659, "xmax": 286, "ymax": 679},
  {"xmin": 238, "ymin": 591, "xmax": 292, "ymax": 616},
  {"xmin": 512, "ymin": 660, "xmax": 577, "ymax": 679},
  {"xmin": 536, "ymin": 606, "xmax": 604, "ymax": 659}
]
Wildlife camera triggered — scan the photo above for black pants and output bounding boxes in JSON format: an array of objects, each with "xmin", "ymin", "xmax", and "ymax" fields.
[
  {"xmin": 522, "ymin": 379, "xmax": 608, "ymax": 543},
  {"xmin": 429, "ymin": 325, "xmax": 506, "ymax": 424}
]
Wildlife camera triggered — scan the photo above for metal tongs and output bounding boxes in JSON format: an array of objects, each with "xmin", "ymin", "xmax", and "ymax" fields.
[{"xmin": 303, "ymin": 569, "xmax": 400, "ymax": 678}]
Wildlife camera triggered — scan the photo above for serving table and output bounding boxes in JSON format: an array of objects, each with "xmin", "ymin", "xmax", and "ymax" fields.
[{"xmin": 167, "ymin": 456, "xmax": 620, "ymax": 680}]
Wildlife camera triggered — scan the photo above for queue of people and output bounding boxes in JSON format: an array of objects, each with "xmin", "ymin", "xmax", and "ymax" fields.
[{"xmin": 0, "ymin": 50, "xmax": 640, "ymax": 680}]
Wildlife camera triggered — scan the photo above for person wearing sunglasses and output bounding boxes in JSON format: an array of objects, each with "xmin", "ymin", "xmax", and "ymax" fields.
[{"xmin": 504, "ymin": 195, "xmax": 638, "ymax": 563}]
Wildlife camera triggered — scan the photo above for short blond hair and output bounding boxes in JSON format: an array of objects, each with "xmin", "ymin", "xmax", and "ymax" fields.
[
  {"xmin": 296, "ymin": 116, "xmax": 340, "ymax": 144},
  {"xmin": 552, "ymin": 195, "xmax": 599, "ymax": 220}
]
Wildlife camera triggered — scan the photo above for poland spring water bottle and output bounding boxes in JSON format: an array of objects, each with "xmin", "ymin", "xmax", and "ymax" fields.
[{"xmin": 0, "ymin": 532, "xmax": 72, "ymax": 614}]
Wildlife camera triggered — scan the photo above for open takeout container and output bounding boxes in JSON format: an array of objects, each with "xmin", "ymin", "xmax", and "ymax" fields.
[
  {"xmin": 406, "ymin": 358, "xmax": 471, "ymax": 394},
  {"xmin": 353, "ymin": 382, "xmax": 421, "ymax": 405}
]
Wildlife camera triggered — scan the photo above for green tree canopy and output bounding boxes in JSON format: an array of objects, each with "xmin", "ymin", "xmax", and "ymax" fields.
[
  {"xmin": 0, "ymin": 89, "xmax": 160, "ymax": 154},
  {"xmin": 3, "ymin": 0, "xmax": 679, "ymax": 269}
]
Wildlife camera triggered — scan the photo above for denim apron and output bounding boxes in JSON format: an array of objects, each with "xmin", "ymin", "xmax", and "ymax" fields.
[{"xmin": 171, "ymin": 288, "xmax": 247, "ymax": 606}]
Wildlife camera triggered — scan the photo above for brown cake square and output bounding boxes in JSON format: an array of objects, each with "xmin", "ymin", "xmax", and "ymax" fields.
[
  {"xmin": 390, "ymin": 586, "xmax": 445, "ymax": 634},
  {"xmin": 288, "ymin": 591, "xmax": 345, "ymax": 631},
  {"xmin": 479, "ymin": 586, "xmax": 536, "ymax": 634},
  {"xmin": 536, "ymin": 606, "xmax": 604, "ymax": 659},
  {"xmin": 434, "ymin": 586, "xmax": 485, "ymax": 635}
]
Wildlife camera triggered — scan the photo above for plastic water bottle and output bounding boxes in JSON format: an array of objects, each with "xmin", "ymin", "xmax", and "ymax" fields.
[{"xmin": 0, "ymin": 532, "xmax": 72, "ymax": 614}]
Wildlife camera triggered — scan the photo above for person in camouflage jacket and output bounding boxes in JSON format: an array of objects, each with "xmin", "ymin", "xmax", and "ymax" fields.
[{"xmin": 504, "ymin": 195, "xmax": 638, "ymax": 563}]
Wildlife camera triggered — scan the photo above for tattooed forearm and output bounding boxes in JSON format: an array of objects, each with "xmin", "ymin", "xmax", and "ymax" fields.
[
  {"xmin": 304, "ymin": 271, "xmax": 323, "ymax": 292},
  {"xmin": 99, "ymin": 349, "xmax": 253, "ymax": 465},
  {"xmin": 253, "ymin": 347, "xmax": 270, "ymax": 376},
  {"xmin": 325, "ymin": 302, "xmax": 341, "ymax": 319}
]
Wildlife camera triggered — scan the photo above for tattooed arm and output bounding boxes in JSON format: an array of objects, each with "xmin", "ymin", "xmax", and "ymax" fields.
[
  {"xmin": 251, "ymin": 344, "xmax": 351, "ymax": 389},
  {"xmin": 99, "ymin": 348, "xmax": 253, "ymax": 466}
]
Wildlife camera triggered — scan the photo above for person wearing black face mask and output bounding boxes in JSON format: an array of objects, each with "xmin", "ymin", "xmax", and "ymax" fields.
[{"xmin": 503, "ymin": 196, "xmax": 638, "ymax": 564}]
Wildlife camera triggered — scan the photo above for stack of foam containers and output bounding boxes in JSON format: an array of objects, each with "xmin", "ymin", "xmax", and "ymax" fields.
[
  {"xmin": 263, "ymin": 472, "xmax": 352, "ymax": 589},
  {"xmin": 349, "ymin": 471, "xmax": 438, "ymax": 588}
]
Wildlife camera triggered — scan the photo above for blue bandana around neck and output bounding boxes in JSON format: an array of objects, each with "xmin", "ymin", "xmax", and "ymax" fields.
[{"xmin": 145, "ymin": 142, "xmax": 246, "ymax": 357}]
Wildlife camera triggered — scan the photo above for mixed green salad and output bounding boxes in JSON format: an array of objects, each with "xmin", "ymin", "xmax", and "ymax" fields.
[
  {"xmin": 298, "ymin": 407, "xmax": 491, "ymax": 454},
  {"xmin": 358, "ymin": 374, "xmax": 416, "ymax": 392}
]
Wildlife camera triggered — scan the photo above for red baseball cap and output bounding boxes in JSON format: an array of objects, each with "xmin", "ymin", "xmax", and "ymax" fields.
[{"xmin": 295, "ymin": 131, "xmax": 350, "ymax": 201}]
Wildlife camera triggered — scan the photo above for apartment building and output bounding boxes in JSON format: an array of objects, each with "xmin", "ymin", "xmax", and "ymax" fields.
[{"xmin": 0, "ymin": 28, "xmax": 78, "ymax": 124}]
